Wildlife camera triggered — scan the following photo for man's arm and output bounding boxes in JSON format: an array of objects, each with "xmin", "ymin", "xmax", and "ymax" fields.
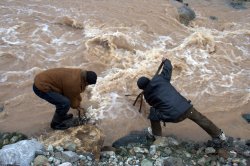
[
  {"xmin": 160, "ymin": 57, "xmax": 172, "ymax": 81},
  {"xmin": 69, "ymin": 94, "xmax": 82, "ymax": 109}
]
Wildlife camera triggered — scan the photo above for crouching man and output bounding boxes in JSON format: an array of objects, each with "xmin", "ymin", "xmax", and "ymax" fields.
[{"xmin": 33, "ymin": 68, "xmax": 97, "ymax": 130}]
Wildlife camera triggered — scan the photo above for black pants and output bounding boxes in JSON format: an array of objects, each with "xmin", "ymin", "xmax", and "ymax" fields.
[
  {"xmin": 150, "ymin": 107, "xmax": 221, "ymax": 138},
  {"xmin": 33, "ymin": 85, "xmax": 70, "ymax": 116}
]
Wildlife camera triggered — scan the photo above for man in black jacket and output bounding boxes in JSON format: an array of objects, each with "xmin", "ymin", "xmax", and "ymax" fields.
[{"xmin": 137, "ymin": 57, "xmax": 226, "ymax": 141}]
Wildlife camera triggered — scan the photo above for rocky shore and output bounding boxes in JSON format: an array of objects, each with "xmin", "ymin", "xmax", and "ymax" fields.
[{"xmin": 0, "ymin": 130, "xmax": 249, "ymax": 166}]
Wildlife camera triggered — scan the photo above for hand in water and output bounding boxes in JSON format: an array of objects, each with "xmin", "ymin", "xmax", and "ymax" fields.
[{"xmin": 77, "ymin": 107, "xmax": 86, "ymax": 115}]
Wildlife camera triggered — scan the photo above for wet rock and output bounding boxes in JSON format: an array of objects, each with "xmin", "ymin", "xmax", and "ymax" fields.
[
  {"xmin": 133, "ymin": 147, "xmax": 149, "ymax": 154},
  {"xmin": 58, "ymin": 162, "xmax": 72, "ymax": 166},
  {"xmin": 246, "ymin": 140, "xmax": 250, "ymax": 146},
  {"xmin": 64, "ymin": 142, "xmax": 76, "ymax": 152},
  {"xmin": 205, "ymin": 147, "xmax": 216, "ymax": 154},
  {"xmin": 41, "ymin": 124, "xmax": 104, "ymax": 160},
  {"xmin": 162, "ymin": 157, "xmax": 184, "ymax": 166},
  {"xmin": 229, "ymin": 0, "xmax": 247, "ymax": 9},
  {"xmin": 198, "ymin": 157, "xmax": 206, "ymax": 166},
  {"xmin": 55, "ymin": 151, "xmax": 80, "ymax": 163},
  {"xmin": 217, "ymin": 148, "xmax": 229, "ymax": 159},
  {"xmin": 209, "ymin": 16, "xmax": 218, "ymax": 20},
  {"xmin": 33, "ymin": 155, "xmax": 49, "ymax": 166},
  {"xmin": 55, "ymin": 145, "xmax": 64, "ymax": 152},
  {"xmin": 243, "ymin": 150, "xmax": 250, "ymax": 157},
  {"xmin": 35, "ymin": 150, "xmax": 48, "ymax": 157},
  {"xmin": 47, "ymin": 145, "xmax": 54, "ymax": 152},
  {"xmin": 178, "ymin": 5, "xmax": 196, "ymax": 25},
  {"xmin": 56, "ymin": 16, "xmax": 84, "ymax": 29},
  {"xmin": 10, "ymin": 136, "xmax": 18, "ymax": 144},
  {"xmin": 242, "ymin": 113, "xmax": 250, "ymax": 123},
  {"xmin": 112, "ymin": 130, "xmax": 154, "ymax": 148},
  {"xmin": 149, "ymin": 145, "xmax": 156, "ymax": 155},
  {"xmin": 164, "ymin": 147, "xmax": 172, "ymax": 156},
  {"xmin": 153, "ymin": 136, "xmax": 179, "ymax": 147},
  {"xmin": 141, "ymin": 158, "xmax": 153, "ymax": 166}
]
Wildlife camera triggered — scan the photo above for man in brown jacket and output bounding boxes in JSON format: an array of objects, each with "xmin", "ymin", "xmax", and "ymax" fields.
[{"xmin": 33, "ymin": 68, "xmax": 97, "ymax": 130}]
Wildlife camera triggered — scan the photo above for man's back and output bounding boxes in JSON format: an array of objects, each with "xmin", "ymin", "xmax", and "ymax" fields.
[{"xmin": 143, "ymin": 60, "xmax": 192, "ymax": 122}]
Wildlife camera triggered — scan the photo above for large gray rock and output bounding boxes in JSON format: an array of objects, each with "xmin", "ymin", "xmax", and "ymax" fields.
[
  {"xmin": 0, "ymin": 139, "xmax": 44, "ymax": 166},
  {"xmin": 178, "ymin": 5, "xmax": 196, "ymax": 25}
]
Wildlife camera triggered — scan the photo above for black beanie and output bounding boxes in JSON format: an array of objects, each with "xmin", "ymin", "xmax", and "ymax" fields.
[
  {"xmin": 137, "ymin": 76, "xmax": 150, "ymax": 90},
  {"xmin": 86, "ymin": 71, "xmax": 97, "ymax": 84}
]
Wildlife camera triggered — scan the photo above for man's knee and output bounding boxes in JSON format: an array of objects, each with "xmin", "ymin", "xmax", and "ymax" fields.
[{"xmin": 62, "ymin": 98, "xmax": 70, "ymax": 109}]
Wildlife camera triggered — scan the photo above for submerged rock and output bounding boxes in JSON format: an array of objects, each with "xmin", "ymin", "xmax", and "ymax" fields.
[
  {"xmin": 242, "ymin": 114, "xmax": 250, "ymax": 123},
  {"xmin": 229, "ymin": 0, "xmax": 248, "ymax": 9},
  {"xmin": 178, "ymin": 5, "xmax": 196, "ymax": 25}
]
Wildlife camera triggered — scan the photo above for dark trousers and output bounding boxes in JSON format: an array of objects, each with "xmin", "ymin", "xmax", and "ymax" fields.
[
  {"xmin": 33, "ymin": 85, "xmax": 70, "ymax": 116},
  {"xmin": 150, "ymin": 107, "xmax": 221, "ymax": 138}
]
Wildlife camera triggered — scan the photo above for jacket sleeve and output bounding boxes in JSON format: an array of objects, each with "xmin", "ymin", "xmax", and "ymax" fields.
[
  {"xmin": 70, "ymin": 94, "xmax": 82, "ymax": 109},
  {"xmin": 160, "ymin": 59, "xmax": 172, "ymax": 81}
]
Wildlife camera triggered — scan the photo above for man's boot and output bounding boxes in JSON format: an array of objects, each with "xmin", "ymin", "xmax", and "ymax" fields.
[
  {"xmin": 61, "ymin": 113, "xmax": 73, "ymax": 121},
  {"xmin": 150, "ymin": 120, "xmax": 162, "ymax": 136},
  {"xmin": 50, "ymin": 113, "xmax": 70, "ymax": 130}
]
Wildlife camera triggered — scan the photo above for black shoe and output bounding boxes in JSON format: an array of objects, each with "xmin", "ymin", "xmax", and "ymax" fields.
[
  {"xmin": 144, "ymin": 127, "xmax": 156, "ymax": 142},
  {"xmin": 62, "ymin": 113, "xmax": 73, "ymax": 121},
  {"xmin": 50, "ymin": 122, "xmax": 69, "ymax": 130},
  {"xmin": 50, "ymin": 113, "xmax": 70, "ymax": 130}
]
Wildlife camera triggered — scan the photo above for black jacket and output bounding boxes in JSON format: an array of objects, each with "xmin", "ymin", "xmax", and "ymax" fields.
[{"xmin": 143, "ymin": 59, "xmax": 192, "ymax": 122}]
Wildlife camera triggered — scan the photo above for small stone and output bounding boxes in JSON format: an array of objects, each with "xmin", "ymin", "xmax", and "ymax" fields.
[
  {"xmin": 54, "ymin": 158, "xmax": 61, "ymax": 165},
  {"xmin": 229, "ymin": 150, "xmax": 237, "ymax": 158},
  {"xmin": 79, "ymin": 155, "xmax": 86, "ymax": 160},
  {"xmin": 10, "ymin": 136, "xmax": 19, "ymax": 143},
  {"xmin": 2, "ymin": 133, "xmax": 10, "ymax": 139},
  {"xmin": 198, "ymin": 157, "xmax": 206, "ymax": 166},
  {"xmin": 218, "ymin": 149, "xmax": 229, "ymax": 159},
  {"xmin": 209, "ymin": 16, "xmax": 218, "ymax": 20},
  {"xmin": 86, "ymin": 155, "xmax": 92, "ymax": 161},
  {"xmin": 35, "ymin": 150, "xmax": 47, "ymax": 157},
  {"xmin": 3, "ymin": 139, "xmax": 9, "ymax": 145},
  {"xmin": 164, "ymin": 147, "xmax": 172, "ymax": 156},
  {"xmin": 205, "ymin": 147, "xmax": 216, "ymax": 154},
  {"xmin": 197, "ymin": 147, "xmax": 205, "ymax": 155},
  {"xmin": 33, "ymin": 155, "xmax": 49, "ymax": 166},
  {"xmin": 185, "ymin": 152, "xmax": 191, "ymax": 158},
  {"xmin": 64, "ymin": 142, "xmax": 76, "ymax": 152},
  {"xmin": 48, "ymin": 157, "xmax": 54, "ymax": 162},
  {"xmin": 141, "ymin": 158, "xmax": 153, "ymax": 166},
  {"xmin": 55, "ymin": 146, "xmax": 64, "ymax": 152},
  {"xmin": 47, "ymin": 145, "xmax": 54, "ymax": 152},
  {"xmin": 149, "ymin": 145, "xmax": 156, "ymax": 155},
  {"xmin": 58, "ymin": 162, "xmax": 72, "ymax": 166},
  {"xmin": 243, "ymin": 150, "xmax": 250, "ymax": 157}
]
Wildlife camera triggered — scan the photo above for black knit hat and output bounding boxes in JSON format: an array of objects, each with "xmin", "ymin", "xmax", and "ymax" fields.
[
  {"xmin": 137, "ymin": 76, "xmax": 150, "ymax": 90},
  {"xmin": 86, "ymin": 71, "xmax": 97, "ymax": 84}
]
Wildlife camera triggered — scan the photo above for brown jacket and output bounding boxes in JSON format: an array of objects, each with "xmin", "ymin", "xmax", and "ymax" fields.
[{"xmin": 34, "ymin": 68, "xmax": 87, "ymax": 109}]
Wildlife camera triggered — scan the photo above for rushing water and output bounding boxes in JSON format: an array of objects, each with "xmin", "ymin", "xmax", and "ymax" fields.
[{"xmin": 0, "ymin": 0, "xmax": 249, "ymax": 145}]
